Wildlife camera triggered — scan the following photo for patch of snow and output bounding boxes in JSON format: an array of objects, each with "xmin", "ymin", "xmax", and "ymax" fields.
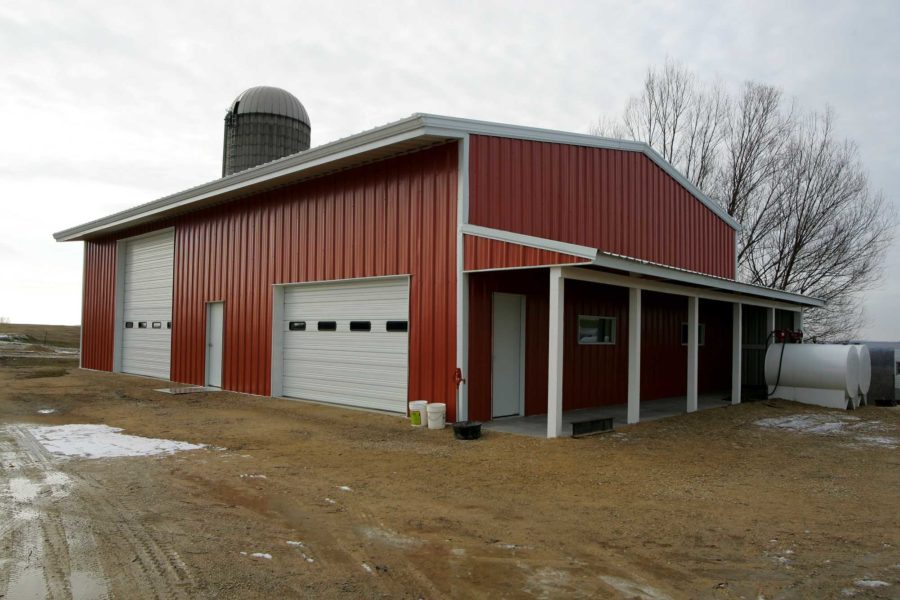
[
  {"xmin": 337, "ymin": 485, "xmax": 352, "ymax": 492},
  {"xmin": 361, "ymin": 563, "xmax": 374, "ymax": 574},
  {"xmin": 27, "ymin": 424, "xmax": 204, "ymax": 459},
  {"xmin": 358, "ymin": 526, "xmax": 423, "ymax": 549},
  {"xmin": 599, "ymin": 575, "xmax": 671, "ymax": 600},
  {"xmin": 854, "ymin": 436, "xmax": 897, "ymax": 448},
  {"xmin": 324, "ymin": 497, "xmax": 336, "ymax": 505},
  {"xmin": 240, "ymin": 474, "xmax": 267, "ymax": 479},
  {"xmin": 286, "ymin": 541, "xmax": 305, "ymax": 547},
  {"xmin": 855, "ymin": 579, "xmax": 890, "ymax": 588},
  {"xmin": 9, "ymin": 477, "xmax": 41, "ymax": 502},
  {"xmin": 451, "ymin": 548, "xmax": 466, "ymax": 557},
  {"xmin": 37, "ymin": 409, "xmax": 57, "ymax": 415},
  {"xmin": 250, "ymin": 553, "xmax": 272, "ymax": 560},
  {"xmin": 756, "ymin": 414, "xmax": 897, "ymax": 448}
]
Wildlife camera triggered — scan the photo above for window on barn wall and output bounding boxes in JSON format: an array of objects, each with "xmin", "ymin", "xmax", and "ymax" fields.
[
  {"xmin": 680, "ymin": 323, "xmax": 706, "ymax": 346},
  {"xmin": 578, "ymin": 316, "xmax": 616, "ymax": 345}
]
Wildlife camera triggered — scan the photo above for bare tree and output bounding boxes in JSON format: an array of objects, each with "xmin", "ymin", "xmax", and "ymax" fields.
[{"xmin": 594, "ymin": 62, "xmax": 895, "ymax": 339}]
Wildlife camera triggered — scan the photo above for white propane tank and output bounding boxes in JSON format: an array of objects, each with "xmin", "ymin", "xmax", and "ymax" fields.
[
  {"xmin": 854, "ymin": 344, "xmax": 872, "ymax": 400},
  {"xmin": 764, "ymin": 344, "xmax": 859, "ymax": 410}
]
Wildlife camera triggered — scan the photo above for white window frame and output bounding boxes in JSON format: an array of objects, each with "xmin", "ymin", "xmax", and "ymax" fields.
[{"xmin": 577, "ymin": 315, "xmax": 617, "ymax": 345}]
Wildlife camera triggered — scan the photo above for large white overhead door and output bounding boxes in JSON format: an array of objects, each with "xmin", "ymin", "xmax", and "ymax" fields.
[
  {"xmin": 121, "ymin": 229, "xmax": 174, "ymax": 379},
  {"xmin": 282, "ymin": 277, "xmax": 409, "ymax": 413}
]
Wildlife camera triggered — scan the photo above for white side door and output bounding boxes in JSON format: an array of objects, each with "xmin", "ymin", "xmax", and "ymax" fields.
[
  {"xmin": 206, "ymin": 302, "xmax": 224, "ymax": 388},
  {"xmin": 492, "ymin": 292, "xmax": 525, "ymax": 418}
]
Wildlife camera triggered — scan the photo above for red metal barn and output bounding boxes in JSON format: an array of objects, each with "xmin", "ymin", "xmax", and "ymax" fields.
[{"xmin": 57, "ymin": 113, "xmax": 821, "ymax": 436}]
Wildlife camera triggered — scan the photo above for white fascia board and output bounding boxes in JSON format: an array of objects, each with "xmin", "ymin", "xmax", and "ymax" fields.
[
  {"xmin": 54, "ymin": 115, "xmax": 433, "ymax": 242},
  {"xmin": 588, "ymin": 252, "xmax": 824, "ymax": 307},
  {"xmin": 418, "ymin": 114, "xmax": 741, "ymax": 231},
  {"xmin": 461, "ymin": 224, "xmax": 598, "ymax": 260}
]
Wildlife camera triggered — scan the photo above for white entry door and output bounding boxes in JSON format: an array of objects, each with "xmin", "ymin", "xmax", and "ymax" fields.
[
  {"xmin": 206, "ymin": 302, "xmax": 224, "ymax": 388},
  {"xmin": 492, "ymin": 293, "xmax": 525, "ymax": 418}
]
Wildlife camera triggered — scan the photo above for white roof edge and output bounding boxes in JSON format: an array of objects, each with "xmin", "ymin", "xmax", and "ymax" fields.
[
  {"xmin": 463, "ymin": 224, "xmax": 820, "ymax": 306},
  {"xmin": 591, "ymin": 251, "xmax": 824, "ymax": 307},
  {"xmin": 461, "ymin": 224, "xmax": 598, "ymax": 259},
  {"xmin": 53, "ymin": 113, "xmax": 434, "ymax": 241},
  {"xmin": 55, "ymin": 112, "xmax": 740, "ymax": 242},
  {"xmin": 418, "ymin": 114, "xmax": 741, "ymax": 231}
]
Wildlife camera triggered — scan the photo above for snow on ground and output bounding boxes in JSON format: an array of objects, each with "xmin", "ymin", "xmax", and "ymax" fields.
[
  {"xmin": 755, "ymin": 414, "xmax": 897, "ymax": 448},
  {"xmin": 27, "ymin": 424, "xmax": 205, "ymax": 459}
]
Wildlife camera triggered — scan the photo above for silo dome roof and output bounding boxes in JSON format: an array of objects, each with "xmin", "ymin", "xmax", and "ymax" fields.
[{"xmin": 229, "ymin": 86, "xmax": 310, "ymax": 123}]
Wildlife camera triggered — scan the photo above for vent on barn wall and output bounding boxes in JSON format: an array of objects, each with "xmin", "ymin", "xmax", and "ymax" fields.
[{"xmin": 222, "ymin": 86, "xmax": 311, "ymax": 177}]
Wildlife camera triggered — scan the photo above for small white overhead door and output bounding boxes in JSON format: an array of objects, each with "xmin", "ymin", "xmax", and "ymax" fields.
[
  {"xmin": 282, "ymin": 277, "xmax": 409, "ymax": 413},
  {"xmin": 121, "ymin": 229, "xmax": 174, "ymax": 379}
]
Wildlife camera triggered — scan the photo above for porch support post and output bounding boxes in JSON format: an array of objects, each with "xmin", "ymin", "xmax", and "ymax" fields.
[
  {"xmin": 627, "ymin": 287, "xmax": 641, "ymax": 424},
  {"xmin": 794, "ymin": 309, "xmax": 804, "ymax": 335},
  {"xmin": 731, "ymin": 302, "xmax": 742, "ymax": 405},
  {"xmin": 766, "ymin": 306, "xmax": 776, "ymax": 344},
  {"xmin": 686, "ymin": 296, "xmax": 699, "ymax": 413},
  {"xmin": 547, "ymin": 267, "xmax": 565, "ymax": 438}
]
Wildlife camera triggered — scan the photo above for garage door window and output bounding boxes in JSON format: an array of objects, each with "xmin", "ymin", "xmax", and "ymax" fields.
[
  {"xmin": 350, "ymin": 321, "xmax": 371, "ymax": 332},
  {"xmin": 317, "ymin": 321, "xmax": 337, "ymax": 331},
  {"xmin": 289, "ymin": 321, "xmax": 306, "ymax": 331},
  {"xmin": 386, "ymin": 320, "xmax": 408, "ymax": 332}
]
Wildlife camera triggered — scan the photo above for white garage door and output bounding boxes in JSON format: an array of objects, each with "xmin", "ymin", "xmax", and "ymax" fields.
[
  {"xmin": 121, "ymin": 229, "xmax": 174, "ymax": 379},
  {"xmin": 282, "ymin": 277, "xmax": 409, "ymax": 413}
]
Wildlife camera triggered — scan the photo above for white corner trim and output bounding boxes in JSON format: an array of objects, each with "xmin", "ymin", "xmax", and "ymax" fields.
[{"xmin": 461, "ymin": 224, "xmax": 598, "ymax": 260}]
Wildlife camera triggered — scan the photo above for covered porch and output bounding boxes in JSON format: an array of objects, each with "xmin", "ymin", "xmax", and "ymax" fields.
[
  {"xmin": 483, "ymin": 393, "xmax": 731, "ymax": 438},
  {"xmin": 461, "ymin": 257, "xmax": 817, "ymax": 438}
]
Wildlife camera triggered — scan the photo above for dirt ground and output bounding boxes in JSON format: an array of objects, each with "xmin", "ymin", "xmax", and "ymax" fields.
[{"xmin": 0, "ymin": 341, "xmax": 898, "ymax": 599}]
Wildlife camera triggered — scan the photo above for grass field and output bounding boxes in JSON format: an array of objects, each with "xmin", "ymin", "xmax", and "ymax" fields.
[{"xmin": 0, "ymin": 323, "xmax": 80, "ymax": 348}]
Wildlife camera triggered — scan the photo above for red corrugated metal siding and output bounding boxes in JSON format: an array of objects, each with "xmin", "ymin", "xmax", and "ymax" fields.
[
  {"xmin": 81, "ymin": 240, "xmax": 117, "ymax": 370},
  {"xmin": 463, "ymin": 234, "xmax": 590, "ymax": 271},
  {"xmin": 467, "ymin": 270, "xmax": 732, "ymax": 420},
  {"xmin": 468, "ymin": 135, "xmax": 736, "ymax": 278},
  {"xmin": 640, "ymin": 292, "xmax": 732, "ymax": 400},
  {"xmin": 562, "ymin": 280, "xmax": 629, "ymax": 410},
  {"xmin": 80, "ymin": 143, "xmax": 459, "ymax": 418}
]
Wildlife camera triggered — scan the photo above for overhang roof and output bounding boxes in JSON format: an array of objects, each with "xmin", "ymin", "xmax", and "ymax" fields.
[
  {"xmin": 53, "ymin": 113, "xmax": 740, "ymax": 242},
  {"xmin": 461, "ymin": 224, "xmax": 824, "ymax": 308}
]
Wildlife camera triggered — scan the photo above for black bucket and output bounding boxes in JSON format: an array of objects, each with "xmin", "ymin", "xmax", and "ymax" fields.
[{"xmin": 452, "ymin": 421, "xmax": 482, "ymax": 440}]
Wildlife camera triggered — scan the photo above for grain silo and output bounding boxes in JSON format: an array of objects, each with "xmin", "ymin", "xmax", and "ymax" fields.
[{"xmin": 222, "ymin": 86, "xmax": 311, "ymax": 176}]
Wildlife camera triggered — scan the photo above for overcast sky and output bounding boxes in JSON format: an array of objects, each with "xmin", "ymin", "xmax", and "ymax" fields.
[{"xmin": 1, "ymin": 0, "xmax": 897, "ymax": 339}]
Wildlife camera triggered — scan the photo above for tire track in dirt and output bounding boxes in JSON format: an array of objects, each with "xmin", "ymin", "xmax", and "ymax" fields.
[
  {"xmin": 5, "ymin": 425, "xmax": 201, "ymax": 599},
  {"xmin": 76, "ymin": 471, "xmax": 198, "ymax": 600}
]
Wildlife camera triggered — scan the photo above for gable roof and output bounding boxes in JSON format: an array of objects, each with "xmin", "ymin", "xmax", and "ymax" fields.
[{"xmin": 53, "ymin": 113, "xmax": 739, "ymax": 242}]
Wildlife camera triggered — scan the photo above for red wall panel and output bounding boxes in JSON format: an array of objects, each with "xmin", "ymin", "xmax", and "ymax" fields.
[
  {"xmin": 467, "ymin": 271, "xmax": 732, "ymax": 421},
  {"xmin": 81, "ymin": 143, "xmax": 459, "ymax": 418},
  {"xmin": 463, "ymin": 235, "xmax": 590, "ymax": 271},
  {"xmin": 81, "ymin": 240, "xmax": 117, "ymax": 371},
  {"xmin": 468, "ymin": 135, "xmax": 736, "ymax": 278},
  {"xmin": 640, "ymin": 293, "xmax": 733, "ymax": 401}
]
